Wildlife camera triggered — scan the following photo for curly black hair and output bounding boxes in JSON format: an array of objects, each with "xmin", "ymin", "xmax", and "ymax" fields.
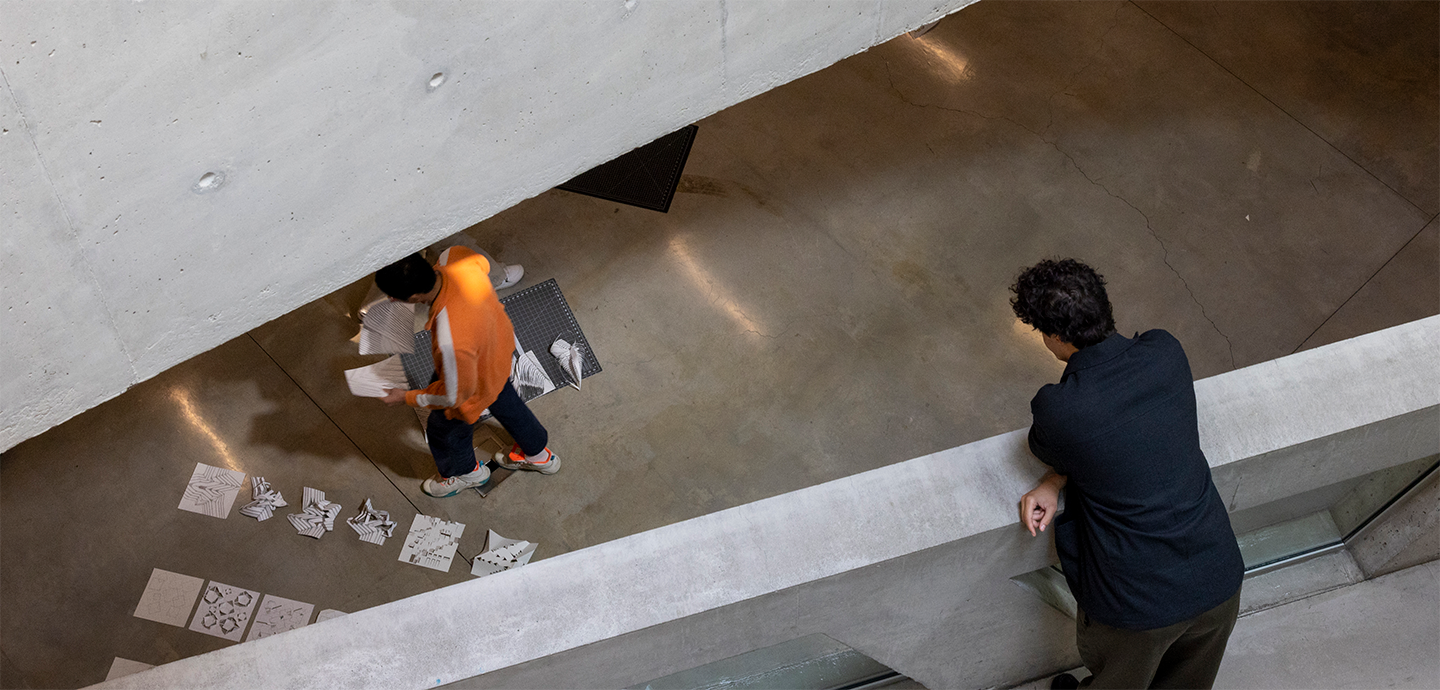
[
  {"xmin": 374, "ymin": 253, "xmax": 437, "ymax": 301},
  {"xmin": 1010, "ymin": 258, "xmax": 1116, "ymax": 348}
]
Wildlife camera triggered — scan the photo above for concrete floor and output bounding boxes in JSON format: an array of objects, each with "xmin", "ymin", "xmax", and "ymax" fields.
[{"xmin": 2, "ymin": 2, "xmax": 1436, "ymax": 688}]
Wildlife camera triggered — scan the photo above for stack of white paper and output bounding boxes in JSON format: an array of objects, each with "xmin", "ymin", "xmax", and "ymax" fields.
[
  {"xmin": 239, "ymin": 476, "xmax": 287, "ymax": 521},
  {"xmin": 550, "ymin": 338, "xmax": 585, "ymax": 390},
  {"xmin": 358, "ymin": 301, "xmax": 416, "ymax": 355},
  {"xmin": 346, "ymin": 498, "xmax": 396, "ymax": 546},
  {"xmin": 470, "ymin": 530, "xmax": 538, "ymax": 577},
  {"xmin": 344, "ymin": 355, "xmax": 408, "ymax": 398},
  {"xmin": 288, "ymin": 487, "xmax": 341, "ymax": 539}
]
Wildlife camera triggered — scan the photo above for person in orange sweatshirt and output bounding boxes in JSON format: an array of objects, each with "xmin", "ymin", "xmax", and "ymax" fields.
[{"xmin": 374, "ymin": 248, "xmax": 560, "ymax": 497}]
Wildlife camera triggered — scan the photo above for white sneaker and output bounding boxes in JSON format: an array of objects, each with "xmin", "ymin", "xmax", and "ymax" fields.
[
  {"xmin": 421, "ymin": 464, "xmax": 491, "ymax": 497},
  {"xmin": 497, "ymin": 264, "xmax": 524, "ymax": 290},
  {"xmin": 496, "ymin": 445, "xmax": 561, "ymax": 475}
]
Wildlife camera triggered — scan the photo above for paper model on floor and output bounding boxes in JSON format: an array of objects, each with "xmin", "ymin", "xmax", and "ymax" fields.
[
  {"xmin": 188, "ymin": 581, "xmax": 260, "ymax": 642},
  {"xmin": 239, "ymin": 476, "xmax": 287, "ymax": 521},
  {"xmin": 550, "ymin": 338, "xmax": 585, "ymax": 390},
  {"xmin": 316, "ymin": 609, "xmax": 346, "ymax": 623},
  {"xmin": 471, "ymin": 530, "xmax": 537, "ymax": 578},
  {"xmin": 358, "ymin": 300, "xmax": 415, "ymax": 355},
  {"xmin": 177, "ymin": 463, "xmax": 246, "ymax": 519},
  {"xmin": 343, "ymin": 355, "xmax": 408, "ymax": 397},
  {"xmin": 288, "ymin": 487, "xmax": 341, "ymax": 539},
  {"xmin": 398, "ymin": 514, "xmax": 465, "ymax": 572},
  {"xmin": 105, "ymin": 657, "xmax": 155, "ymax": 681},
  {"xmin": 347, "ymin": 498, "xmax": 396, "ymax": 545},
  {"xmin": 512, "ymin": 349, "xmax": 554, "ymax": 396},
  {"xmin": 133, "ymin": 568, "xmax": 206, "ymax": 627},
  {"xmin": 244, "ymin": 594, "xmax": 315, "ymax": 641}
]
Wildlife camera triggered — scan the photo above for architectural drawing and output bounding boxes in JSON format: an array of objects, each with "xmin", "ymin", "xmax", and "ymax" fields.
[
  {"xmin": 398, "ymin": 515, "xmax": 465, "ymax": 572},
  {"xmin": 133, "ymin": 568, "xmax": 205, "ymax": 627},
  {"xmin": 176, "ymin": 463, "xmax": 246, "ymax": 518},
  {"xmin": 244, "ymin": 594, "xmax": 315, "ymax": 641},
  {"xmin": 187, "ymin": 581, "xmax": 260, "ymax": 642}
]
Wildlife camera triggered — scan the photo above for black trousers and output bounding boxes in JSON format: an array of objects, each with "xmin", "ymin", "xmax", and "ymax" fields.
[
  {"xmin": 426, "ymin": 381, "xmax": 548, "ymax": 477},
  {"xmin": 1077, "ymin": 589, "xmax": 1241, "ymax": 689}
]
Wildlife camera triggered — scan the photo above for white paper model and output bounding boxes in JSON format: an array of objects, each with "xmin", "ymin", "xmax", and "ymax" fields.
[
  {"xmin": 288, "ymin": 487, "xmax": 342, "ymax": 539},
  {"xmin": 398, "ymin": 515, "xmax": 465, "ymax": 572},
  {"xmin": 347, "ymin": 498, "xmax": 397, "ymax": 545},
  {"xmin": 471, "ymin": 530, "xmax": 538, "ymax": 577},
  {"xmin": 344, "ymin": 355, "xmax": 409, "ymax": 397},
  {"xmin": 188, "ymin": 581, "xmax": 261, "ymax": 642},
  {"xmin": 239, "ymin": 476, "xmax": 287, "ymax": 521},
  {"xmin": 358, "ymin": 300, "xmax": 416, "ymax": 355},
  {"xmin": 244, "ymin": 594, "xmax": 315, "ymax": 641},
  {"xmin": 550, "ymin": 338, "xmax": 585, "ymax": 390},
  {"xmin": 133, "ymin": 568, "xmax": 206, "ymax": 627},
  {"xmin": 177, "ymin": 463, "xmax": 247, "ymax": 519},
  {"xmin": 105, "ymin": 658, "xmax": 155, "ymax": 681}
]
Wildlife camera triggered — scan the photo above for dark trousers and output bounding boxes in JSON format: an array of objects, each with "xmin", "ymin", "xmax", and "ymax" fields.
[
  {"xmin": 426, "ymin": 381, "xmax": 549, "ymax": 477},
  {"xmin": 1077, "ymin": 589, "xmax": 1241, "ymax": 689}
]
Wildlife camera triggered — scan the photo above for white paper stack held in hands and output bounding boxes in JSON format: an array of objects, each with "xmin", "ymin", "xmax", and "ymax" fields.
[
  {"xmin": 239, "ymin": 477, "xmax": 287, "ymax": 521},
  {"xmin": 288, "ymin": 487, "xmax": 341, "ymax": 538},
  {"xmin": 347, "ymin": 498, "xmax": 396, "ymax": 545},
  {"xmin": 471, "ymin": 530, "xmax": 537, "ymax": 577},
  {"xmin": 343, "ymin": 355, "xmax": 408, "ymax": 398},
  {"xmin": 550, "ymin": 338, "xmax": 584, "ymax": 390},
  {"xmin": 358, "ymin": 300, "xmax": 415, "ymax": 355}
]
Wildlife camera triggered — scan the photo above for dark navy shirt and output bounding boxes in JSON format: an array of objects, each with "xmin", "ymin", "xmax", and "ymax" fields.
[{"xmin": 1028, "ymin": 330, "xmax": 1243, "ymax": 630}]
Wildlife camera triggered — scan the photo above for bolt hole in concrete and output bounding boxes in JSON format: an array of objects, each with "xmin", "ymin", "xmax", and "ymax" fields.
[
  {"xmin": 192, "ymin": 171, "xmax": 225, "ymax": 193},
  {"xmin": 428, "ymin": 72, "xmax": 445, "ymax": 91}
]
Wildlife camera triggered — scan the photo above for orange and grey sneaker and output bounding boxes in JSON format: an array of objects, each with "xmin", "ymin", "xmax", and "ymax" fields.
[{"xmin": 496, "ymin": 444, "xmax": 561, "ymax": 475}]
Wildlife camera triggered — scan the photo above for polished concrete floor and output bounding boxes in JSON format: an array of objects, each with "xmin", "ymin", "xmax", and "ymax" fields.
[{"xmin": 3, "ymin": 2, "xmax": 1436, "ymax": 688}]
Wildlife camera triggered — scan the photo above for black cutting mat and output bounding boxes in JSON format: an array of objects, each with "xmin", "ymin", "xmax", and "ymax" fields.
[
  {"xmin": 501, "ymin": 278, "xmax": 601, "ymax": 403},
  {"xmin": 557, "ymin": 125, "xmax": 697, "ymax": 213},
  {"xmin": 401, "ymin": 330, "xmax": 435, "ymax": 390}
]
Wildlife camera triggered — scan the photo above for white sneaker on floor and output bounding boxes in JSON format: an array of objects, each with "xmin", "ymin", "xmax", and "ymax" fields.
[
  {"xmin": 497, "ymin": 264, "xmax": 524, "ymax": 290},
  {"xmin": 496, "ymin": 445, "xmax": 561, "ymax": 475},
  {"xmin": 421, "ymin": 464, "xmax": 491, "ymax": 497}
]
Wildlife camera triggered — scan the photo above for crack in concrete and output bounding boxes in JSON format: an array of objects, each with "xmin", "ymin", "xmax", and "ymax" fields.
[
  {"xmin": 0, "ymin": 66, "xmax": 142, "ymax": 382},
  {"xmin": 1042, "ymin": 3, "xmax": 1124, "ymax": 136},
  {"xmin": 881, "ymin": 57, "xmax": 1239, "ymax": 369}
]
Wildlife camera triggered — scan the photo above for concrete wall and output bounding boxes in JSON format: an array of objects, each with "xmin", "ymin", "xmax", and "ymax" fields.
[
  {"xmin": 0, "ymin": 0, "xmax": 975, "ymax": 452},
  {"xmin": 1348, "ymin": 469, "xmax": 1438, "ymax": 578},
  {"xmin": 92, "ymin": 318, "xmax": 1439, "ymax": 689}
]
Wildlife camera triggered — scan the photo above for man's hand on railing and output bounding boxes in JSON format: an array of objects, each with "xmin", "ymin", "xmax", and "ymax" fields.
[{"xmin": 1019, "ymin": 469, "xmax": 1068, "ymax": 537}]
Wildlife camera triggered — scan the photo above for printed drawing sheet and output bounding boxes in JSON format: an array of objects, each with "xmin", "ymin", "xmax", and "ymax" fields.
[
  {"xmin": 358, "ymin": 300, "xmax": 416, "ymax": 355},
  {"xmin": 398, "ymin": 514, "xmax": 465, "ymax": 572},
  {"xmin": 133, "ymin": 568, "xmax": 205, "ymax": 627},
  {"xmin": 471, "ymin": 530, "xmax": 537, "ymax": 578},
  {"xmin": 177, "ymin": 463, "xmax": 246, "ymax": 518},
  {"xmin": 188, "ymin": 581, "xmax": 260, "ymax": 642},
  {"xmin": 344, "ymin": 355, "xmax": 409, "ymax": 398},
  {"xmin": 244, "ymin": 594, "xmax": 315, "ymax": 641}
]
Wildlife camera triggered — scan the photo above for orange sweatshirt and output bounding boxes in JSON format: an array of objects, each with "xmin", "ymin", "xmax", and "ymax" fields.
[{"xmin": 405, "ymin": 247, "xmax": 516, "ymax": 424}]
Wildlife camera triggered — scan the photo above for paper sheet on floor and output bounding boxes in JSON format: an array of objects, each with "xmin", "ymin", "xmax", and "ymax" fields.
[
  {"xmin": 358, "ymin": 300, "xmax": 415, "ymax": 355},
  {"xmin": 177, "ymin": 463, "xmax": 246, "ymax": 519},
  {"xmin": 133, "ymin": 568, "xmax": 206, "ymax": 627},
  {"xmin": 239, "ymin": 476, "xmax": 287, "ymax": 521},
  {"xmin": 106, "ymin": 657, "xmax": 155, "ymax": 681},
  {"xmin": 471, "ymin": 530, "xmax": 537, "ymax": 577},
  {"xmin": 398, "ymin": 514, "xmax": 464, "ymax": 572},
  {"xmin": 245, "ymin": 594, "xmax": 315, "ymax": 641},
  {"xmin": 344, "ymin": 355, "xmax": 408, "ymax": 397},
  {"xmin": 316, "ymin": 609, "xmax": 346, "ymax": 623},
  {"xmin": 550, "ymin": 338, "xmax": 585, "ymax": 390},
  {"xmin": 188, "ymin": 581, "xmax": 260, "ymax": 642},
  {"xmin": 287, "ymin": 487, "xmax": 341, "ymax": 539},
  {"xmin": 347, "ymin": 498, "xmax": 396, "ymax": 545}
]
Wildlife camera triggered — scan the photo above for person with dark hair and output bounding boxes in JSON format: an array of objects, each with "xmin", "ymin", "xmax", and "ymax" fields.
[
  {"xmin": 375, "ymin": 248, "xmax": 559, "ymax": 498},
  {"xmin": 1011, "ymin": 258, "xmax": 1243, "ymax": 689}
]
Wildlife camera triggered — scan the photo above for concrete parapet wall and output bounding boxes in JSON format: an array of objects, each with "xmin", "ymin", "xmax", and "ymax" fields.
[
  {"xmin": 0, "ymin": 0, "xmax": 976, "ymax": 452},
  {"xmin": 1349, "ymin": 469, "xmax": 1439, "ymax": 578},
  {"xmin": 96, "ymin": 317, "xmax": 1439, "ymax": 689}
]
